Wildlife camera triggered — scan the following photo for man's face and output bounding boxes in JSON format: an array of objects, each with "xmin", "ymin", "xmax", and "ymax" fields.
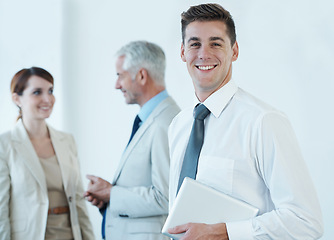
[
  {"xmin": 181, "ymin": 20, "xmax": 239, "ymax": 101},
  {"xmin": 115, "ymin": 56, "xmax": 142, "ymax": 105}
]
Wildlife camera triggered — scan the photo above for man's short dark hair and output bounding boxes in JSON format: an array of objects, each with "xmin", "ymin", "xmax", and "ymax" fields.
[{"xmin": 181, "ymin": 3, "xmax": 236, "ymax": 46}]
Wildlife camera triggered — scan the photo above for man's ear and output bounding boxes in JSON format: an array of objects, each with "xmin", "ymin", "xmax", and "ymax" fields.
[
  {"xmin": 12, "ymin": 93, "xmax": 21, "ymax": 107},
  {"xmin": 136, "ymin": 68, "xmax": 148, "ymax": 86},
  {"xmin": 181, "ymin": 43, "xmax": 186, "ymax": 62},
  {"xmin": 232, "ymin": 41, "xmax": 239, "ymax": 62}
]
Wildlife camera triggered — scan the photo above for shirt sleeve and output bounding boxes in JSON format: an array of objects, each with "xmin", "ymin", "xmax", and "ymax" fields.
[{"xmin": 226, "ymin": 112, "xmax": 323, "ymax": 240}]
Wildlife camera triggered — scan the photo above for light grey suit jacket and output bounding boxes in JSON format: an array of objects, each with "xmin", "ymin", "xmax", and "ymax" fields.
[
  {"xmin": 0, "ymin": 120, "xmax": 95, "ymax": 240},
  {"xmin": 105, "ymin": 96, "xmax": 180, "ymax": 240}
]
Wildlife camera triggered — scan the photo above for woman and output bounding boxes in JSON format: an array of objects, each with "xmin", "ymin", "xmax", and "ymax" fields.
[{"xmin": 0, "ymin": 67, "xmax": 95, "ymax": 240}]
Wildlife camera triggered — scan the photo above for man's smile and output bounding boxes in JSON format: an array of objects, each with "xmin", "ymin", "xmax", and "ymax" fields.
[{"xmin": 195, "ymin": 65, "xmax": 217, "ymax": 71}]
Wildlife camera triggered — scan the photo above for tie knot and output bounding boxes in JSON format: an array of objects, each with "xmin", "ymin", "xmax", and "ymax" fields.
[
  {"xmin": 194, "ymin": 104, "xmax": 210, "ymax": 120},
  {"xmin": 134, "ymin": 115, "xmax": 142, "ymax": 125}
]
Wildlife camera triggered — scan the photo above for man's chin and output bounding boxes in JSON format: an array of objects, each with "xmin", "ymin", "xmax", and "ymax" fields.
[{"xmin": 125, "ymin": 99, "xmax": 136, "ymax": 105}]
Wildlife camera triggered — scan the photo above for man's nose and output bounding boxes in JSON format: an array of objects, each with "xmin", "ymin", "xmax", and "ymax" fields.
[
  {"xmin": 115, "ymin": 78, "xmax": 121, "ymax": 89},
  {"xmin": 198, "ymin": 45, "xmax": 212, "ymax": 60}
]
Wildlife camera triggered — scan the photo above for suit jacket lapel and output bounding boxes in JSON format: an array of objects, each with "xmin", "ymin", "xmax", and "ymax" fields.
[
  {"xmin": 112, "ymin": 118, "xmax": 151, "ymax": 184},
  {"xmin": 112, "ymin": 97, "xmax": 173, "ymax": 184},
  {"xmin": 12, "ymin": 120, "xmax": 47, "ymax": 194},
  {"xmin": 48, "ymin": 125, "xmax": 71, "ymax": 193}
]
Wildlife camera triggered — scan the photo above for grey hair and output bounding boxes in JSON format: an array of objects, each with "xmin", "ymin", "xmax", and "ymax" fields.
[{"xmin": 116, "ymin": 41, "xmax": 166, "ymax": 87}]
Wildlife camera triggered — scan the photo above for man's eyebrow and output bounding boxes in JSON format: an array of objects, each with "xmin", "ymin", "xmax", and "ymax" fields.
[
  {"xmin": 187, "ymin": 37, "xmax": 200, "ymax": 43},
  {"xmin": 187, "ymin": 36, "xmax": 225, "ymax": 43},
  {"xmin": 210, "ymin": 37, "xmax": 225, "ymax": 42}
]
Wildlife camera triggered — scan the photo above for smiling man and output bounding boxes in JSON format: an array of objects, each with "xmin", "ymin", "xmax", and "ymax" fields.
[
  {"xmin": 167, "ymin": 3, "xmax": 323, "ymax": 240},
  {"xmin": 180, "ymin": 20, "xmax": 238, "ymax": 102},
  {"xmin": 84, "ymin": 41, "xmax": 180, "ymax": 240}
]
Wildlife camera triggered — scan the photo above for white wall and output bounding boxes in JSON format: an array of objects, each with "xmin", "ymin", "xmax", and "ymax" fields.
[
  {"xmin": 1, "ymin": 0, "xmax": 333, "ymax": 239},
  {"xmin": 0, "ymin": 0, "xmax": 64, "ymax": 130}
]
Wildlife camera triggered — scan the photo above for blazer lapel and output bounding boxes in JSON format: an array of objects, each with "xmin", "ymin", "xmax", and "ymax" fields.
[
  {"xmin": 112, "ymin": 97, "xmax": 172, "ymax": 184},
  {"xmin": 48, "ymin": 125, "xmax": 72, "ymax": 193},
  {"xmin": 12, "ymin": 120, "xmax": 47, "ymax": 194},
  {"xmin": 112, "ymin": 117, "xmax": 152, "ymax": 183}
]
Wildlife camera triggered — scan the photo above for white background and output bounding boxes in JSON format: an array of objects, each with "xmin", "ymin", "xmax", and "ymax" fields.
[{"xmin": 0, "ymin": 0, "xmax": 333, "ymax": 239}]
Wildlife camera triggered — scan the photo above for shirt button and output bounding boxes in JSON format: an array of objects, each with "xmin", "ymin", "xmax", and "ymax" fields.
[{"xmin": 68, "ymin": 196, "xmax": 72, "ymax": 202}]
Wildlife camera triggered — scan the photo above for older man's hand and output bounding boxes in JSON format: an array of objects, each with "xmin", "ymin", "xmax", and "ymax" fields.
[{"xmin": 84, "ymin": 175, "xmax": 112, "ymax": 208}]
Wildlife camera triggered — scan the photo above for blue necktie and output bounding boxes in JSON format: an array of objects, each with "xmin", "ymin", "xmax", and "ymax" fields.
[
  {"xmin": 176, "ymin": 104, "xmax": 210, "ymax": 194},
  {"xmin": 128, "ymin": 115, "xmax": 142, "ymax": 145},
  {"xmin": 101, "ymin": 205, "xmax": 107, "ymax": 239}
]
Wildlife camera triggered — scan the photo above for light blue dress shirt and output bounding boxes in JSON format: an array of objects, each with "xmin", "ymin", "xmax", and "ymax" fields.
[{"xmin": 138, "ymin": 90, "xmax": 169, "ymax": 125}]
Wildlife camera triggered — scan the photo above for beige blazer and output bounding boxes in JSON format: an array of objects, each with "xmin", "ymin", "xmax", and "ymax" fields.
[
  {"xmin": 0, "ymin": 120, "xmax": 95, "ymax": 240},
  {"xmin": 105, "ymin": 96, "xmax": 180, "ymax": 240}
]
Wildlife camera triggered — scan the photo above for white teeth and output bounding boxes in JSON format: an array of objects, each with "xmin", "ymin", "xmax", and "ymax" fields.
[{"xmin": 197, "ymin": 65, "xmax": 215, "ymax": 70}]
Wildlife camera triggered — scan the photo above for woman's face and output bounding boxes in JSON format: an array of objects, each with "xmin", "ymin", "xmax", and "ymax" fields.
[{"xmin": 14, "ymin": 75, "xmax": 55, "ymax": 122}]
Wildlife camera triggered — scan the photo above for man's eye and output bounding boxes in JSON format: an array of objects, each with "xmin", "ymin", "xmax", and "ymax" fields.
[
  {"xmin": 49, "ymin": 89, "xmax": 54, "ymax": 94},
  {"xmin": 190, "ymin": 42, "xmax": 201, "ymax": 47},
  {"xmin": 33, "ymin": 90, "xmax": 41, "ymax": 95},
  {"xmin": 212, "ymin": 43, "xmax": 221, "ymax": 47}
]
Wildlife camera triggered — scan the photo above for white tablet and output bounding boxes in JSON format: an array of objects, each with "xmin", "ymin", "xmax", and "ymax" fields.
[{"xmin": 162, "ymin": 177, "xmax": 259, "ymax": 239}]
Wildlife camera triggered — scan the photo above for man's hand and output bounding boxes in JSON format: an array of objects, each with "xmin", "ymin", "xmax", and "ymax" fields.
[
  {"xmin": 84, "ymin": 175, "xmax": 112, "ymax": 207},
  {"xmin": 168, "ymin": 222, "xmax": 229, "ymax": 240}
]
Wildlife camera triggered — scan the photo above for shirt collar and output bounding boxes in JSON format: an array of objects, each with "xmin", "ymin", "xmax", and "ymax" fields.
[
  {"xmin": 193, "ymin": 79, "xmax": 238, "ymax": 118},
  {"xmin": 138, "ymin": 90, "xmax": 168, "ymax": 123}
]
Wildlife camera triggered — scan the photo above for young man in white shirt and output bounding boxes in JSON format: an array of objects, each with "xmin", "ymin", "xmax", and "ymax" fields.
[{"xmin": 168, "ymin": 3, "xmax": 323, "ymax": 240}]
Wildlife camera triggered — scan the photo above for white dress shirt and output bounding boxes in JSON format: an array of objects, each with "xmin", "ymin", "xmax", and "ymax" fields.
[{"xmin": 168, "ymin": 80, "xmax": 323, "ymax": 239}]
